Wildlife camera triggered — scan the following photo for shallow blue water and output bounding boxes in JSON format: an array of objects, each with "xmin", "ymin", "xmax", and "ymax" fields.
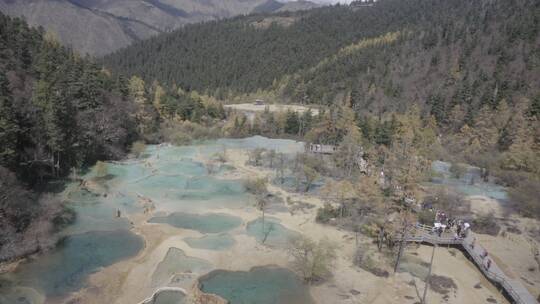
[
  {"xmin": 184, "ymin": 234, "xmax": 236, "ymax": 251},
  {"xmin": 246, "ymin": 217, "xmax": 300, "ymax": 247},
  {"xmin": 0, "ymin": 230, "xmax": 143, "ymax": 303},
  {"xmin": 149, "ymin": 212, "xmax": 242, "ymax": 234},
  {"xmin": 199, "ymin": 266, "xmax": 313, "ymax": 304},
  {"xmin": 430, "ymin": 160, "xmax": 508, "ymax": 201},
  {"xmin": 62, "ymin": 193, "xmax": 132, "ymax": 235},
  {"xmin": 273, "ymin": 176, "xmax": 325, "ymax": 194},
  {"xmin": 151, "ymin": 248, "xmax": 213, "ymax": 287},
  {"xmin": 212, "ymin": 136, "xmax": 305, "ymax": 154},
  {"xmin": 151, "ymin": 290, "xmax": 186, "ymax": 304}
]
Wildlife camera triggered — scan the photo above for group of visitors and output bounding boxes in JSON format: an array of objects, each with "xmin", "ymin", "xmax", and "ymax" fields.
[
  {"xmin": 432, "ymin": 210, "xmax": 494, "ymax": 272},
  {"xmin": 431, "ymin": 211, "xmax": 471, "ymax": 240},
  {"xmin": 433, "ymin": 223, "xmax": 445, "ymax": 237},
  {"xmin": 432, "ymin": 211, "xmax": 449, "ymax": 237},
  {"xmin": 435, "ymin": 211, "xmax": 448, "ymax": 223},
  {"xmin": 455, "ymin": 220, "xmax": 471, "ymax": 239}
]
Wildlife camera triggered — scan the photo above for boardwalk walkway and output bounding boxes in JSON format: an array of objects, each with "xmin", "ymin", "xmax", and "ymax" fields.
[{"xmin": 404, "ymin": 224, "xmax": 537, "ymax": 304}]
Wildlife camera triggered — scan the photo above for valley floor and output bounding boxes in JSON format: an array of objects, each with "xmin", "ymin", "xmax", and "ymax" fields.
[{"xmin": 66, "ymin": 147, "xmax": 539, "ymax": 304}]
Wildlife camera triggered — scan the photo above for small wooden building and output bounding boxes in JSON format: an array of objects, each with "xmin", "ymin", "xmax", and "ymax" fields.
[{"xmin": 308, "ymin": 143, "xmax": 337, "ymax": 154}]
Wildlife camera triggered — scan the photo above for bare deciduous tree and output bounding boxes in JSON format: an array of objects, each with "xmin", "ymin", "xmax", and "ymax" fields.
[
  {"xmin": 248, "ymin": 148, "xmax": 265, "ymax": 166},
  {"xmin": 276, "ymin": 152, "xmax": 287, "ymax": 184},
  {"xmin": 289, "ymin": 236, "xmax": 336, "ymax": 284}
]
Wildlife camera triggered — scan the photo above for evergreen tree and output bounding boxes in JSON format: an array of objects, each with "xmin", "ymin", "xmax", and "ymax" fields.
[
  {"xmin": 129, "ymin": 76, "xmax": 158, "ymax": 136},
  {"xmin": 284, "ymin": 110, "xmax": 300, "ymax": 135},
  {"xmin": 0, "ymin": 13, "xmax": 138, "ymax": 183},
  {"xmin": 447, "ymin": 104, "xmax": 466, "ymax": 133},
  {"xmin": 473, "ymin": 106, "xmax": 498, "ymax": 152},
  {"xmin": 530, "ymin": 93, "xmax": 540, "ymax": 118},
  {"xmin": 335, "ymin": 125, "xmax": 364, "ymax": 177},
  {"xmin": 494, "ymin": 99, "xmax": 511, "ymax": 132},
  {"xmin": 0, "ymin": 72, "xmax": 18, "ymax": 166},
  {"xmin": 350, "ymin": 86, "xmax": 362, "ymax": 109},
  {"xmin": 429, "ymin": 94, "xmax": 445, "ymax": 124},
  {"xmin": 299, "ymin": 109, "xmax": 314, "ymax": 137}
]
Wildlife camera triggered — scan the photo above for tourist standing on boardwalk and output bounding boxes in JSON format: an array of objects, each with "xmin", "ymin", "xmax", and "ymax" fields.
[
  {"xmin": 463, "ymin": 222, "xmax": 471, "ymax": 237},
  {"xmin": 485, "ymin": 259, "xmax": 492, "ymax": 270}
]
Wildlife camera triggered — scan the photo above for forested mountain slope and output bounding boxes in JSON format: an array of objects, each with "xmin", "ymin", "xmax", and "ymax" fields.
[
  {"xmin": 103, "ymin": 2, "xmax": 415, "ymax": 92},
  {"xmin": 0, "ymin": 0, "xmax": 319, "ymax": 55},
  {"xmin": 0, "ymin": 13, "xmax": 140, "ymax": 261},
  {"xmin": 104, "ymin": 0, "xmax": 539, "ymax": 108}
]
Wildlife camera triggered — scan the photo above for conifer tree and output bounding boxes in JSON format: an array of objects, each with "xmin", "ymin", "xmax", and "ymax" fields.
[
  {"xmin": 129, "ymin": 76, "xmax": 158, "ymax": 136},
  {"xmin": 335, "ymin": 125, "xmax": 364, "ymax": 177},
  {"xmin": 0, "ymin": 72, "xmax": 18, "ymax": 166},
  {"xmin": 285, "ymin": 110, "xmax": 300, "ymax": 135},
  {"xmin": 473, "ymin": 106, "xmax": 498, "ymax": 152}
]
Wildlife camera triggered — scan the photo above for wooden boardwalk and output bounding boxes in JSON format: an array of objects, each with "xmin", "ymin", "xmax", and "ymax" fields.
[{"xmin": 404, "ymin": 225, "xmax": 538, "ymax": 304}]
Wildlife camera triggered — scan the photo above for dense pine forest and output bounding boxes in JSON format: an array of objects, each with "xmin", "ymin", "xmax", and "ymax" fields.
[
  {"xmin": 0, "ymin": 14, "xmax": 142, "ymax": 261},
  {"xmin": 103, "ymin": 0, "xmax": 539, "ymax": 104},
  {"xmin": 0, "ymin": 15, "xmax": 142, "ymax": 183}
]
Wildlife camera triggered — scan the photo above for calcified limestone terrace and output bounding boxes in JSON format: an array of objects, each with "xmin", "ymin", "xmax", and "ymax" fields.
[
  {"xmin": 197, "ymin": 266, "xmax": 314, "ymax": 304},
  {"xmin": 0, "ymin": 136, "xmax": 530, "ymax": 304},
  {"xmin": 184, "ymin": 234, "xmax": 236, "ymax": 251},
  {"xmin": 139, "ymin": 287, "xmax": 188, "ymax": 304},
  {"xmin": 0, "ymin": 137, "xmax": 306, "ymax": 304}
]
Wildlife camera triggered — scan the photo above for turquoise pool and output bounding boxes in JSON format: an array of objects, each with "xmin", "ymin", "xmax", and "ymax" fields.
[{"xmin": 199, "ymin": 266, "xmax": 313, "ymax": 304}]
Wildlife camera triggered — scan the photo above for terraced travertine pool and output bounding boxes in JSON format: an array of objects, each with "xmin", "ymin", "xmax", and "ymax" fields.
[
  {"xmin": 152, "ymin": 290, "xmax": 186, "ymax": 304},
  {"xmin": 151, "ymin": 248, "xmax": 213, "ymax": 288},
  {"xmin": 144, "ymin": 289, "xmax": 186, "ymax": 304},
  {"xmin": 0, "ymin": 136, "xmax": 307, "ymax": 304},
  {"xmin": 429, "ymin": 160, "xmax": 508, "ymax": 201},
  {"xmin": 199, "ymin": 266, "xmax": 314, "ymax": 304},
  {"xmin": 184, "ymin": 233, "xmax": 236, "ymax": 250},
  {"xmin": 246, "ymin": 217, "xmax": 301, "ymax": 247},
  {"xmin": 148, "ymin": 212, "xmax": 242, "ymax": 233},
  {"xmin": 0, "ymin": 230, "xmax": 144, "ymax": 303}
]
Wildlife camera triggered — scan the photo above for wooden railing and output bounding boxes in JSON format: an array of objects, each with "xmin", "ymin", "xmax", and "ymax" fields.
[
  {"xmin": 404, "ymin": 224, "xmax": 536, "ymax": 304},
  {"xmin": 460, "ymin": 239, "xmax": 530, "ymax": 304}
]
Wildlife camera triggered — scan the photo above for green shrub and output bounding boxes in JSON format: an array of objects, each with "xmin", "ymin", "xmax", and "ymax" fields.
[
  {"xmin": 316, "ymin": 204, "xmax": 340, "ymax": 223},
  {"xmin": 131, "ymin": 141, "xmax": 147, "ymax": 157},
  {"xmin": 353, "ymin": 245, "xmax": 389, "ymax": 278},
  {"xmin": 417, "ymin": 209, "xmax": 435, "ymax": 225},
  {"xmin": 95, "ymin": 161, "xmax": 108, "ymax": 178},
  {"xmin": 472, "ymin": 213, "xmax": 501, "ymax": 236},
  {"xmin": 359, "ymin": 221, "xmax": 379, "ymax": 238},
  {"xmin": 243, "ymin": 178, "xmax": 268, "ymax": 195},
  {"xmin": 171, "ymin": 132, "xmax": 193, "ymax": 145},
  {"xmin": 160, "ymin": 121, "xmax": 222, "ymax": 146},
  {"xmin": 493, "ymin": 169, "xmax": 529, "ymax": 187},
  {"xmin": 449, "ymin": 162, "xmax": 467, "ymax": 179},
  {"xmin": 508, "ymin": 179, "xmax": 540, "ymax": 219},
  {"xmin": 53, "ymin": 206, "xmax": 76, "ymax": 231}
]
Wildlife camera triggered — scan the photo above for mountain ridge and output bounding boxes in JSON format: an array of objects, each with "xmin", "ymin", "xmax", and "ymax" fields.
[{"xmin": 0, "ymin": 0, "xmax": 320, "ymax": 56}]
